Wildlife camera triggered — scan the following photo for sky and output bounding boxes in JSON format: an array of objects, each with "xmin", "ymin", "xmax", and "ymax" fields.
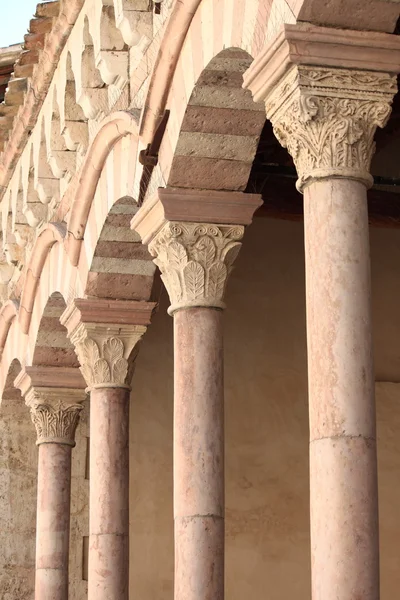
[{"xmin": 0, "ymin": 0, "xmax": 40, "ymax": 48}]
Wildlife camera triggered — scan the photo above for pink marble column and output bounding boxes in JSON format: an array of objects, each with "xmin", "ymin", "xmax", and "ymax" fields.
[
  {"xmin": 14, "ymin": 367, "xmax": 86, "ymax": 600},
  {"xmin": 35, "ymin": 442, "xmax": 73, "ymax": 600},
  {"xmin": 61, "ymin": 299, "xmax": 155, "ymax": 600},
  {"xmin": 131, "ymin": 195, "xmax": 260, "ymax": 600},
  {"xmin": 174, "ymin": 307, "xmax": 224, "ymax": 600},
  {"xmin": 304, "ymin": 179, "xmax": 379, "ymax": 600},
  {"xmin": 88, "ymin": 386, "xmax": 130, "ymax": 600}
]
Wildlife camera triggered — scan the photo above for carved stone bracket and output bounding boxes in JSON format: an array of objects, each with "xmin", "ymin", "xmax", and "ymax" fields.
[
  {"xmin": 14, "ymin": 366, "xmax": 87, "ymax": 446},
  {"xmin": 149, "ymin": 221, "xmax": 244, "ymax": 314},
  {"xmin": 60, "ymin": 299, "xmax": 155, "ymax": 390}
]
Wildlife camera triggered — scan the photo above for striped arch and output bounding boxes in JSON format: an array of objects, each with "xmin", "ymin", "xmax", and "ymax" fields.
[
  {"xmin": 31, "ymin": 292, "xmax": 78, "ymax": 368},
  {"xmin": 154, "ymin": 0, "xmax": 293, "ymax": 193},
  {"xmin": 165, "ymin": 48, "xmax": 266, "ymax": 191},
  {"xmin": 0, "ymin": 111, "xmax": 156, "ymax": 397}
]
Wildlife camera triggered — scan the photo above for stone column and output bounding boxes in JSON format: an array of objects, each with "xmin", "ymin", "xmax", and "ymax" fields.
[
  {"xmin": 61, "ymin": 299, "xmax": 155, "ymax": 600},
  {"xmin": 14, "ymin": 367, "xmax": 86, "ymax": 600},
  {"xmin": 244, "ymin": 23, "xmax": 400, "ymax": 600},
  {"xmin": 132, "ymin": 188, "xmax": 262, "ymax": 600}
]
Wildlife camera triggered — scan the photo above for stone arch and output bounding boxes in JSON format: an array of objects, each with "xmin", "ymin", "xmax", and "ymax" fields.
[
  {"xmin": 66, "ymin": 111, "xmax": 141, "ymax": 266},
  {"xmin": 85, "ymin": 196, "xmax": 156, "ymax": 302},
  {"xmin": 163, "ymin": 47, "xmax": 266, "ymax": 191},
  {"xmin": 0, "ymin": 358, "xmax": 37, "ymax": 600},
  {"xmin": 140, "ymin": 0, "xmax": 292, "ymax": 152},
  {"xmin": 146, "ymin": 0, "xmax": 294, "ymax": 199},
  {"xmin": 0, "ymin": 109, "xmax": 158, "ymax": 391},
  {"xmin": 31, "ymin": 292, "xmax": 78, "ymax": 368}
]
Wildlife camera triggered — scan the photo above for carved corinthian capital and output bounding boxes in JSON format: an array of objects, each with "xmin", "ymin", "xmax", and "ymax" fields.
[
  {"xmin": 14, "ymin": 366, "xmax": 87, "ymax": 446},
  {"xmin": 264, "ymin": 66, "xmax": 396, "ymax": 191},
  {"xmin": 29, "ymin": 399, "xmax": 83, "ymax": 447},
  {"xmin": 69, "ymin": 323, "xmax": 145, "ymax": 389},
  {"xmin": 148, "ymin": 221, "xmax": 244, "ymax": 314},
  {"xmin": 61, "ymin": 300, "xmax": 154, "ymax": 390}
]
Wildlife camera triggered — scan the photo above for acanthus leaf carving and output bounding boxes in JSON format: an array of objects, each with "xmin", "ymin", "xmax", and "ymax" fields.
[
  {"xmin": 149, "ymin": 221, "xmax": 244, "ymax": 314},
  {"xmin": 29, "ymin": 400, "xmax": 83, "ymax": 447},
  {"xmin": 264, "ymin": 66, "xmax": 397, "ymax": 191},
  {"xmin": 69, "ymin": 321, "xmax": 144, "ymax": 389}
]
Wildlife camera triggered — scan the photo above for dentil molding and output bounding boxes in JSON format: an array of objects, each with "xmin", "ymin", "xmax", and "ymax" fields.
[{"xmin": 149, "ymin": 221, "xmax": 244, "ymax": 314}]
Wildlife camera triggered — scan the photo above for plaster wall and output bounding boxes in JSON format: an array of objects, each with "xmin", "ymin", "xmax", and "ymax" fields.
[{"xmin": 130, "ymin": 216, "xmax": 400, "ymax": 600}]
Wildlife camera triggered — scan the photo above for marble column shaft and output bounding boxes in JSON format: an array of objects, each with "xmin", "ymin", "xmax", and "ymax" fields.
[
  {"xmin": 174, "ymin": 307, "xmax": 224, "ymax": 600},
  {"xmin": 89, "ymin": 386, "xmax": 130, "ymax": 600},
  {"xmin": 35, "ymin": 441, "xmax": 74, "ymax": 600},
  {"xmin": 143, "ymin": 216, "xmax": 256, "ymax": 600},
  {"xmin": 304, "ymin": 179, "xmax": 378, "ymax": 599}
]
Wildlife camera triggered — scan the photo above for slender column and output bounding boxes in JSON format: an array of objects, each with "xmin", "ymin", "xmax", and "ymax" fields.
[
  {"xmin": 142, "ymin": 216, "xmax": 256, "ymax": 600},
  {"xmin": 132, "ymin": 190, "xmax": 261, "ymax": 600},
  {"xmin": 14, "ymin": 367, "xmax": 86, "ymax": 600},
  {"xmin": 61, "ymin": 299, "xmax": 155, "ymax": 600},
  {"xmin": 304, "ymin": 178, "xmax": 378, "ymax": 599},
  {"xmin": 174, "ymin": 307, "xmax": 224, "ymax": 600},
  {"xmin": 244, "ymin": 28, "xmax": 400, "ymax": 600}
]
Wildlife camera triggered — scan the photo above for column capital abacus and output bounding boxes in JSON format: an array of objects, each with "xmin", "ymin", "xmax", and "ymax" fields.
[
  {"xmin": 14, "ymin": 366, "xmax": 86, "ymax": 446},
  {"xmin": 243, "ymin": 23, "xmax": 400, "ymax": 191},
  {"xmin": 131, "ymin": 187, "xmax": 262, "ymax": 314},
  {"xmin": 60, "ymin": 299, "xmax": 156, "ymax": 390}
]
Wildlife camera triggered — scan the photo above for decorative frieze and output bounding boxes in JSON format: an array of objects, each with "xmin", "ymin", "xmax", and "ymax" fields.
[
  {"xmin": 148, "ymin": 221, "xmax": 244, "ymax": 314},
  {"xmin": 264, "ymin": 65, "xmax": 396, "ymax": 190}
]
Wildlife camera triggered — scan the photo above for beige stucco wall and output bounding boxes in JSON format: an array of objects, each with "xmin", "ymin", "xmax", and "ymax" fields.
[{"xmin": 131, "ymin": 216, "xmax": 400, "ymax": 600}]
